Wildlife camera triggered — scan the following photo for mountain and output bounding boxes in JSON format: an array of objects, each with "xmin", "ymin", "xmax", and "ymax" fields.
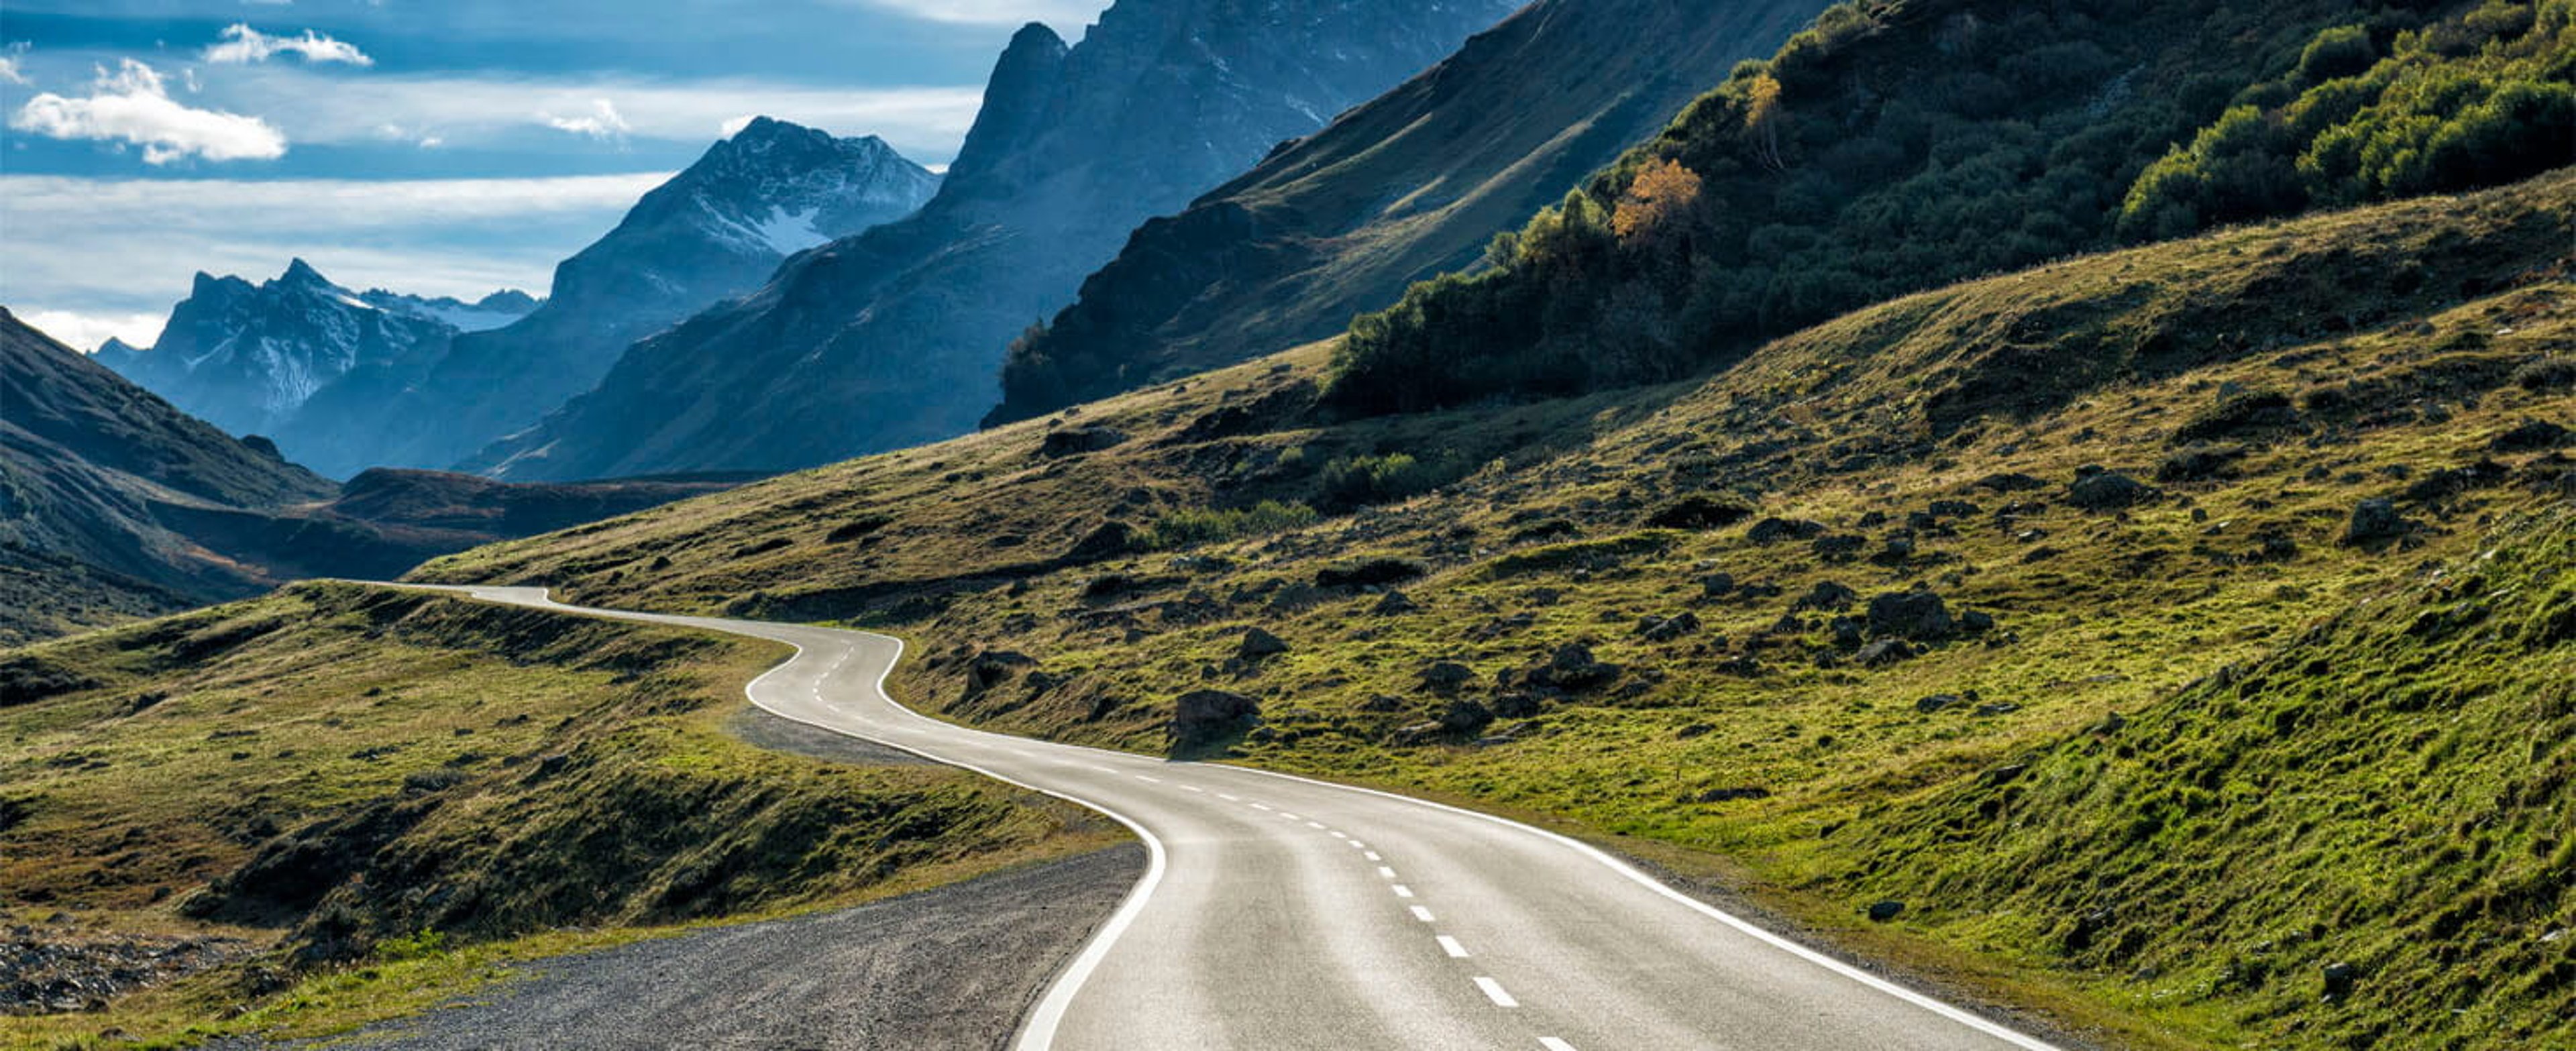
[
  {"xmin": 464, "ymin": 0, "xmax": 1522, "ymax": 482},
  {"xmin": 415, "ymin": 170, "xmax": 2576, "ymax": 1048},
  {"xmin": 91, "ymin": 259, "xmax": 535, "ymax": 445},
  {"xmin": 276, "ymin": 119, "xmax": 941, "ymax": 478},
  {"xmin": 986, "ymin": 0, "xmax": 1827, "ymax": 424},
  {"xmin": 0, "ymin": 310, "xmax": 750, "ymax": 644}
]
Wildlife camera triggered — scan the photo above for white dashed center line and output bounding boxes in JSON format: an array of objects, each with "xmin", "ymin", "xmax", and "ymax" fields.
[
  {"xmin": 1216, "ymin": 793, "xmax": 1240, "ymax": 801},
  {"xmin": 1391, "ymin": 885, "xmax": 1414, "ymax": 898},
  {"xmin": 1377, "ymin": 866, "xmax": 1396, "ymax": 879},
  {"xmin": 1278, "ymin": 812, "xmax": 1301, "ymax": 821},
  {"xmin": 1364, "ymin": 851, "xmax": 1382, "ymax": 861},
  {"xmin": 1306, "ymin": 821, "xmax": 1327, "ymax": 830},
  {"xmin": 1135, "ymin": 775, "xmax": 1162, "ymax": 783},
  {"xmin": 1250, "ymin": 803, "xmax": 1273, "ymax": 811},
  {"xmin": 1539, "ymin": 1038, "xmax": 1578, "ymax": 1051},
  {"xmin": 1437, "ymin": 935, "xmax": 1469, "ymax": 958},
  {"xmin": 1328, "ymin": 830, "xmax": 1347, "ymax": 838},
  {"xmin": 1474, "ymin": 977, "xmax": 1519, "ymax": 1007},
  {"xmin": 1179, "ymin": 785, "xmax": 1203, "ymax": 792},
  {"xmin": 1409, "ymin": 905, "xmax": 1436, "ymax": 923}
]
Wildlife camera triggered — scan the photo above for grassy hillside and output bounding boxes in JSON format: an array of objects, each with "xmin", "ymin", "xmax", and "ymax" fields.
[
  {"xmin": 1326, "ymin": 0, "xmax": 2573, "ymax": 413},
  {"xmin": 0, "ymin": 584, "xmax": 1114, "ymax": 1047},
  {"xmin": 413, "ymin": 172, "xmax": 2575, "ymax": 1045}
]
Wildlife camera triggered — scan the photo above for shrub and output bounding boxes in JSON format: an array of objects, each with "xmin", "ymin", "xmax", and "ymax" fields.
[
  {"xmin": 1319, "ymin": 453, "xmax": 1456, "ymax": 506},
  {"xmin": 1144, "ymin": 501, "xmax": 1319, "ymax": 549},
  {"xmin": 2298, "ymin": 24, "xmax": 2377, "ymax": 84}
]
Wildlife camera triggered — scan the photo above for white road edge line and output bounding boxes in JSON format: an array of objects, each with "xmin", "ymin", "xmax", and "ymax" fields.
[
  {"xmin": 1437, "ymin": 935, "xmax": 1469, "ymax": 958},
  {"xmin": 408, "ymin": 584, "xmax": 2059, "ymax": 1051},
  {"xmin": 1474, "ymin": 977, "xmax": 1519, "ymax": 1007}
]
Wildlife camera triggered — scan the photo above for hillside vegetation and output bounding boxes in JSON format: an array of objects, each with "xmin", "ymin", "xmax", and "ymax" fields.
[
  {"xmin": 0, "ymin": 584, "xmax": 1111, "ymax": 1047},
  {"xmin": 414, "ymin": 172, "xmax": 2575, "ymax": 1046},
  {"xmin": 1327, "ymin": 0, "xmax": 2574, "ymax": 413}
]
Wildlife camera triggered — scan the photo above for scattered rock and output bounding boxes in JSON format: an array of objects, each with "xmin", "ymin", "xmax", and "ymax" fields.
[
  {"xmin": 1811, "ymin": 534, "xmax": 1868, "ymax": 561},
  {"xmin": 1698, "ymin": 573, "xmax": 1737, "ymax": 600},
  {"xmin": 1974, "ymin": 472, "xmax": 2049, "ymax": 492},
  {"xmin": 1372, "ymin": 590, "xmax": 1421, "ymax": 616},
  {"xmin": 1972, "ymin": 702, "xmax": 2021, "ymax": 717},
  {"xmin": 1439, "ymin": 699, "xmax": 1495, "ymax": 735},
  {"xmin": 1236, "ymin": 627, "xmax": 1290, "ymax": 661},
  {"xmin": 1525, "ymin": 643, "xmax": 1621, "ymax": 693},
  {"xmin": 1797, "ymin": 582, "xmax": 1860, "ymax": 612},
  {"xmin": 1316, "ymin": 558, "xmax": 1427, "ymax": 589},
  {"xmin": 1855, "ymin": 639, "xmax": 1917, "ymax": 667},
  {"xmin": 1915, "ymin": 694, "xmax": 1962, "ymax": 714},
  {"xmin": 1675, "ymin": 722, "xmax": 1715, "ymax": 740},
  {"xmin": 2320, "ymin": 961, "xmax": 2363, "ymax": 1001},
  {"xmin": 1925, "ymin": 499, "xmax": 1980, "ymax": 518},
  {"xmin": 1747, "ymin": 517, "xmax": 1828, "ymax": 543},
  {"xmin": 2342, "ymin": 497, "xmax": 2413, "ymax": 545},
  {"xmin": 1390, "ymin": 722, "xmax": 1447, "ymax": 746},
  {"xmin": 2068, "ymin": 468, "xmax": 2155, "ymax": 511},
  {"xmin": 1358, "ymin": 695, "xmax": 1405, "ymax": 714},
  {"xmin": 1038, "ymin": 425, "xmax": 1129, "ymax": 457},
  {"xmin": 1867, "ymin": 591, "xmax": 1954, "ymax": 641},
  {"xmin": 1644, "ymin": 495, "xmax": 1756, "ymax": 530},
  {"xmin": 1065, "ymin": 521, "xmax": 1137, "ymax": 560},
  {"xmin": 1168, "ymin": 689, "xmax": 1260, "ymax": 748},
  {"xmin": 2491, "ymin": 418, "xmax": 2573, "ymax": 452},
  {"xmin": 1867, "ymin": 901, "xmax": 1905, "ymax": 922},
  {"xmin": 1635, "ymin": 612, "xmax": 1700, "ymax": 642},
  {"xmin": 1694, "ymin": 786, "xmax": 1771, "ymax": 803},
  {"xmin": 1417, "ymin": 661, "xmax": 1476, "ymax": 693},
  {"xmin": 1491, "ymin": 693, "xmax": 1545, "ymax": 719},
  {"xmin": 1959, "ymin": 609, "xmax": 1998, "ymax": 634}
]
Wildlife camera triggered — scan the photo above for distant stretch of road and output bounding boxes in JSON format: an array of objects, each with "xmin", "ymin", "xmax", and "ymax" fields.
[{"xmin": 415, "ymin": 584, "xmax": 2061, "ymax": 1051}]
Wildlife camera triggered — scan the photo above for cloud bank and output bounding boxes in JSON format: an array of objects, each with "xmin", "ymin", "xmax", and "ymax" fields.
[
  {"xmin": 544, "ymin": 98, "xmax": 630, "ymax": 140},
  {"xmin": 9, "ymin": 60, "xmax": 287, "ymax": 164},
  {"xmin": 204, "ymin": 25, "xmax": 376, "ymax": 66}
]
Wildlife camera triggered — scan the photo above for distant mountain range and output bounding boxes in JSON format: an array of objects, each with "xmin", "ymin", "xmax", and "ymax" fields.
[
  {"xmin": 985, "ymin": 0, "xmax": 1827, "ymax": 423},
  {"xmin": 96, "ymin": 119, "xmax": 938, "ymax": 480},
  {"xmin": 91, "ymin": 260, "xmax": 536, "ymax": 447},
  {"xmin": 464, "ymin": 0, "xmax": 1523, "ymax": 481},
  {"xmin": 1, "ymin": 309, "xmax": 747, "ymax": 644}
]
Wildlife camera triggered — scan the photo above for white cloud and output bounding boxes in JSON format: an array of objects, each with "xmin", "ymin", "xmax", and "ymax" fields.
[
  {"xmin": 1, "ymin": 172, "xmax": 672, "ymax": 325},
  {"xmin": 720, "ymin": 113, "xmax": 757, "ymax": 137},
  {"xmin": 204, "ymin": 24, "xmax": 374, "ymax": 66},
  {"xmin": 15, "ymin": 309, "xmax": 167, "ymax": 354},
  {"xmin": 0, "ymin": 56, "xmax": 28, "ymax": 87},
  {"xmin": 203, "ymin": 65, "xmax": 983, "ymax": 162},
  {"xmin": 9, "ymin": 60, "xmax": 286, "ymax": 164},
  {"xmin": 849, "ymin": 0, "xmax": 1102, "ymax": 30},
  {"xmin": 543, "ymin": 97, "xmax": 628, "ymax": 140}
]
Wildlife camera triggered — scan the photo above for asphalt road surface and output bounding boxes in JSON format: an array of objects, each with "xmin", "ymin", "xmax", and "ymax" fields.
[{"xmin": 413, "ymin": 584, "xmax": 2063, "ymax": 1051}]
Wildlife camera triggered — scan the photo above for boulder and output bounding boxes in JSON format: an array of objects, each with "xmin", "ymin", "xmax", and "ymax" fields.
[
  {"xmin": 1066, "ymin": 520, "xmax": 1137, "ymax": 560},
  {"xmin": 1372, "ymin": 590, "xmax": 1421, "ymax": 616},
  {"xmin": 1811, "ymin": 534, "xmax": 1868, "ymax": 561},
  {"xmin": 2068, "ymin": 468, "xmax": 2155, "ymax": 511},
  {"xmin": 1169, "ymin": 689, "xmax": 1260, "ymax": 747},
  {"xmin": 2343, "ymin": 497, "xmax": 2412, "ymax": 545},
  {"xmin": 2490, "ymin": 418, "xmax": 2572, "ymax": 452},
  {"xmin": 1527, "ymin": 643, "xmax": 1621, "ymax": 692},
  {"xmin": 1915, "ymin": 694, "xmax": 1962, "ymax": 714},
  {"xmin": 1635, "ymin": 612, "xmax": 1701, "ymax": 642},
  {"xmin": 2321, "ymin": 961, "xmax": 2362, "ymax": 1001},
  {"xmin": 1236, "ymin": 627, "xmax": 1291, "ymax": 661},
  {"xmin": 1438, "ymin": 699, "xmax": 1495, "ymax": 735},
  {"xmin": 1038, "ymin": 425, "xmax": 1128, "ymax": 457},
  {"xmin": 1316, "ymin": 558, "xmax": 1427, "ymax": 589},
  {"xmin": 1855, "ymin": 638, "xmax": 1917, "ymax": 667},
  {"xmin": 1975, "ymin": 472, "xmax": 2049, "ymax": 492},
  {"xmin": 1747, "ymin": 517, "xmax": 1828, "ymax": 543},
  {"xmin": 1417, "ymin": 661, "xmax": 1475, "ymax": 693},
  {"xmin": 1694, "ymin": 786, "xmax": 1771, "ymax": 803},
  {"xmin": 1867, "ymin": 591, "xmax": 1954, "ymax": 641},
  {"xmin": 1794, "ymin": 582, "xmax": 1858, "ymax": 611},
  {"xmin": 1867, "ymin": 900, "xmax": 1905, "ymax": 922},
  {"xmin": 1644, "ymin": 495, "xmax": 1755, "ymax": 530}
]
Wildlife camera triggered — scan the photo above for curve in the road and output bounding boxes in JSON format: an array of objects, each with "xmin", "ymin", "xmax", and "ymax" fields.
[{"xmin": 400, "ymin": 584, "xmax": 2065, "ymax": 1051}]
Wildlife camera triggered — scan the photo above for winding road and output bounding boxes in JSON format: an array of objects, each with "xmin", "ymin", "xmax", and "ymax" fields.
[{"xmin": 415, "ymin": 584, "xmax": 2060, "ymax": 1051}]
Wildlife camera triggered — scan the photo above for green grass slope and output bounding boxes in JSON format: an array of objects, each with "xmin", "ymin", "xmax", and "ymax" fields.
[
  {"xmin": 1809, "ymin": 509, "xmax": 2575, "ymax": 1050},
  {"xmin": 413, "ymin": 173, "xmax": 2576, "ymax": 1046},
  {"xmin": 0, "ymin": 583, "xmax": 1112, "ymax": 1047}
]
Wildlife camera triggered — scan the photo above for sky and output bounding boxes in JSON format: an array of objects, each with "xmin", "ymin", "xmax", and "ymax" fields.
[{"xmin": 1, "ymin": 0, "xmax": 1106, "ymax": 351}]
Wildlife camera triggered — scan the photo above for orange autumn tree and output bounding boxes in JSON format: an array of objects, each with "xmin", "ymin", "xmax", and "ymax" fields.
[{"xmin": 1611, "ymin": 158, "xmax": 1704, "ymax": 250}]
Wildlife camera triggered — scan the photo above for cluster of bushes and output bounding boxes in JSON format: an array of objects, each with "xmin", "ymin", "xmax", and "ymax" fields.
[
  {"xmin": 1326, "ymin": 0, "xmax": 2571, "ymax": 416},
  {"xmin": 2121, "ymin": 2, "xmax": 2574, "ymax": 239},
  {"xmin": 1317, "ymin": 452, "xmax": 1460, "ymax": 508},
  {"xmin": 1144, "ymin": 500, "xmax": 1320, "ymax": 549}
]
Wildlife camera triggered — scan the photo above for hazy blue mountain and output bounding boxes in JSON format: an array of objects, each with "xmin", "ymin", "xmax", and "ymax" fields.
[{"xmin": 467, "ymin": 0, "xmax": 1521, "ymax": 481}]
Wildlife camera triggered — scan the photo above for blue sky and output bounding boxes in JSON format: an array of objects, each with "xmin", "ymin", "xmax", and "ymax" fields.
[{"xmin": 1, "ymin": 0, "xmax": 1104, "ymax": 350}]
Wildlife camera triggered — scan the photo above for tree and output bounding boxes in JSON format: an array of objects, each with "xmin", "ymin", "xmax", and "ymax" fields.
[{"xmin": 1612, "ymin": 158, "xmax": 1705, "ymax": 252}]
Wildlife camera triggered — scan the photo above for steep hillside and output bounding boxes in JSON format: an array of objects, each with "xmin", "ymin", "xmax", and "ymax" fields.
[
  {"xmin": 1, "ymin": 309, "xmax": 336, "ymax": 641},
  {"xmin": 0, "ymin": 311, "xmax": 751, "ymax": 645},
  {"xmin": 0, "ymin": 582, "xmax": 1112, "ymax": 1043},
  {"xmin": 987, "ymin": 0, "xmax": 1827, "ymax": 425},
  {"xmin": 93, "ymin": 260, "xmax": 529, "ymax": 446},
  {"xmin": 1326, "ymin": 0, "xmax": 2574, "ymax": 413},
  {"xmin": 276, "ymin": 119, "xmax": 939, "ymax": 479},
  {"xmin": 464, "ymin": 0, "xmax": 1521, "ymax": 482},
  {"xmin": 414, "ymin": 174, "xmax": 2576, "ymax": 1046}
]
